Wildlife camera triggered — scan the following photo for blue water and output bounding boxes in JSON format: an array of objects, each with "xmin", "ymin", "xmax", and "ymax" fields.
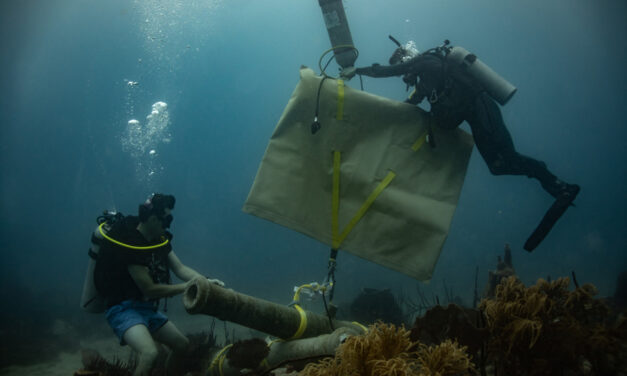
[{"xmin": 1, "ymin": 0, "xmax": 625, "ymax": 357}]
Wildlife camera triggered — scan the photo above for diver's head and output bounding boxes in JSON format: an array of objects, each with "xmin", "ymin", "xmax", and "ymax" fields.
[
  {"xmin": 139, "ymin": 193, "xmax": 175, "ymax": 235},
  {"xmin": 388, "ymin": 38, "xmax": 419, "ymax": 65}
]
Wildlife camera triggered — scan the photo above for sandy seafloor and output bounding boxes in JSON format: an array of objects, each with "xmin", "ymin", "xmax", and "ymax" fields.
[
  {"xmin": 0, "ymin": 336, "xmax": 133, "ymax": 376},
  {"xmin": 0, "ymin": 307, "xmax": 297, "ymax": 376}
]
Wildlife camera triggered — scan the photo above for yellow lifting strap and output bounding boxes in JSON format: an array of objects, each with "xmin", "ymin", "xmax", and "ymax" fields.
[
  {"xmin": 289, "ymin": 304, "xmax": 308, "ymax": 340},
  {"xmin": 331, "ymin": 151, "xmax": 396, "ymax": 250},
  {"xmin": 336, "ymin": 79, "xmax": 345, "ymax": 120},
  {"xmin": 412, "ymin": 132, "xmax": 428, "ymax": 152},
  {"xmin": 331, "ymin": 131, "xmax": 428, "ymax": 250}
]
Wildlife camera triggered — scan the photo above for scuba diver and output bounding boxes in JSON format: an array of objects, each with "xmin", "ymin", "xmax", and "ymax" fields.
[
  {"xmin": 354, "ymin": 37, "xmax": 580, "ymax": 251},
  {"xmin": 80, "ymin": 193, "xmax": 225, "ymax": 376}
]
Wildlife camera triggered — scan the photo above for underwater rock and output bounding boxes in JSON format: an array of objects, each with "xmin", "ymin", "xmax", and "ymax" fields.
[
  {"xmin": 349, "ymin": 287, "xmax": 404, "ymax": 325},
  {"xmin": 226, "ymin": 338, "xmax": 269, "ymax": 369},
  {"xmin": 614, "ymin": 270, "xmax": 627, "ymax": 309}
]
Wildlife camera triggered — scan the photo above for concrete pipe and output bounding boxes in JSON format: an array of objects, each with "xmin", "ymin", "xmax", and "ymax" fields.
[
  {"xmin": 183, "ymin": 277, "xmax": 364, "ymax": 340},
  {"xmin": 205, "ymin": 326, "xmax": 363, "ymax": 376}
]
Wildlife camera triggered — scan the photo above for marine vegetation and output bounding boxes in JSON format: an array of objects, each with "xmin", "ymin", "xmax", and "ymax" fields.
[
  {"xmin": 298, "ymin": 322, "xmax": 475, "ymax": 376},
  {"xmin": 479, "ymin": 276, "xmax": 627, "ymax": 375},
  {"xmin": 411, "ymin": 303, "xmax": 487, "ymax": 358},
  {"xmin": 77, "ymin": 329, "xmax": 220, "ymax": 376}
]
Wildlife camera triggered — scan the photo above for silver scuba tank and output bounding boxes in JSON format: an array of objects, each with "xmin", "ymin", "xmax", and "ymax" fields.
[
  {"xmin": 318, "ymin": 0, "xmax": 357, "ymax": 69},
  {"xmin": 447, "ymin": 46, "xmax": 517, "ymax": 106},
  {"xmin": 79, "ymin": 226, "xmax": 107, "ymax": 313}
]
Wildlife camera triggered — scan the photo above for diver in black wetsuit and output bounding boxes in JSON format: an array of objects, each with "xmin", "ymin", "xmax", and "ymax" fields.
[{"xmin": 354, "ymin": 38, "xmax": 580, "ymax": 251}]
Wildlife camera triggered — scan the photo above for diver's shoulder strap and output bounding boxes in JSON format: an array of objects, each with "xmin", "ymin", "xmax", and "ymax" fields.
[{"xmin": 88, "ymin": 248, "xmax": 98, "ymax": 260}]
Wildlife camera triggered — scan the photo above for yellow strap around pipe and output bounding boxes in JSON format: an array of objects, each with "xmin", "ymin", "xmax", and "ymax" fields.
[
  {"xmin": 289, "ymin": 304, "xmax": 308, "ymax": 340},
  {"xmin": 352, "ymin": 321, "xmax": 369, "ymax": 333},
  {"xmin": 336, "ymin": 79, "xmax": 345, "ymax": 120},
  {"xmin": 208, "ymin": 344, "xmax": 233, "ymax": 376}
]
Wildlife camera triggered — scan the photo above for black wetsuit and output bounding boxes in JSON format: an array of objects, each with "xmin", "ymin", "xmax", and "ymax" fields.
[
  {"xmin": 93, "ymin": 216, "xmax": 172, "ymax": 308},
  {"xmin": 355, "ymin": 51, "xmax": 569, "ymax": 199}
]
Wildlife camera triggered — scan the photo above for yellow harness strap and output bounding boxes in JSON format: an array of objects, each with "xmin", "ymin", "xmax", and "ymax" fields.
[{"xmin": 336, "ymin": 79, "xmax": 345, "ymax": 120}]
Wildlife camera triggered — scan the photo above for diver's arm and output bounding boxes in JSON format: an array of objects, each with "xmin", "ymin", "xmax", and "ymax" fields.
[
  {"xmin": 128, "ymin": 264, "xmax": 188, "ymax": 299},
  {"xmin": 355, "ymin": 55, "xmax": 435, "ymax": 78},
  {"xmin": 356, "ymin": 62, "xmax": 414, "ymax": 78},
  {"xmin": 168, "ymin": 251, "xmax": 225, "ymax": 286}
]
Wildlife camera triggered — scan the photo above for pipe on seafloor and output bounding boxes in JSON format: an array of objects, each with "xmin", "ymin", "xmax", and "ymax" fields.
[
  {"xmin": 183, "ymin": 277, "xmax": 364, "ymax": 340},
  {"xmin": 206, "ymin": 326, "xmax": 362, "ymax": 376}
]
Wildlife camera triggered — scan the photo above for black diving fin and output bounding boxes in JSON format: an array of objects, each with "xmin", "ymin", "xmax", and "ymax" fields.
[{"xmin": 524, "ymin": 184, "xmax": 580, "ymax": 252}]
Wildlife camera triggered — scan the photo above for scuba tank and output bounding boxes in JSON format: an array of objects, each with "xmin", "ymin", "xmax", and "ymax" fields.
[
  {"xmin": 80, "ymin": 225, "xmax": 107, "ymax": 313},
  {"xmin": 446, "ymin": 46, "xmax": 517, "ymax": 105},
  {"xmin": 318, "ymin": 0, "xmax": 357, "ymax": 70},
  {"xmin": 79, "ymin": 210, "xmax": 123, "ymax": 313}
]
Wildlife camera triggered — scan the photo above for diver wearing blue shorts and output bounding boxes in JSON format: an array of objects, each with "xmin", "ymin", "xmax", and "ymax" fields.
[{"xmin": 88, "ymin": 194, "xmax": 225, "ymax": 376}]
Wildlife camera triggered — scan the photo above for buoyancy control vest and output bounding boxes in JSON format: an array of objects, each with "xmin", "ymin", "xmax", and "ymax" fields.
[{"xmin": 80, "ymin": 212, "xmax": 172, "ymax": 313}]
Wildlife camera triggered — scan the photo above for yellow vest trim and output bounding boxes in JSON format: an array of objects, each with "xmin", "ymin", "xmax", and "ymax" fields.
[{"xmin": 98, "ymin": 222, "xmax": 168, "ymax": 250}]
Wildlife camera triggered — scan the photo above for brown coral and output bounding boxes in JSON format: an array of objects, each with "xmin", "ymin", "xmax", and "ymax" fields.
[
  {"xmin": 480, "ymin": 276, "xmax": 625, "ymax": 375},
  {"xmin": 416, "ymin": 339, "xmax": 476, "ymax": 376},
  {"xmin": 298, "ymin": 322, "xmax": 474, "ymax": 376}
]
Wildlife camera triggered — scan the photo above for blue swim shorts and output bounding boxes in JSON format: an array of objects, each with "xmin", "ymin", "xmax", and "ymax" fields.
[{"xmin": 105, "ymin": 300, "xmax": 168, "ymax": 345}]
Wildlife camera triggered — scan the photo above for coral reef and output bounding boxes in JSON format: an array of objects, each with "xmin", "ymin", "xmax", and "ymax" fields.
[
  {"xmin": 415, "ymin": 339, "xmax": 476, "ymax": 376},
  {"xmin": 480, "ymin": 276, "xmax": 627, "ymax": 375},
  {"xmin": 77, "ymin": 329, "xmax": 219, "ymax": 376},
  {"xmin": 484, "ymin": 243, "xmax": 516, "ymax": 298},
  {"xmin": 410, "ymin": 304, "xmax": 487, "ymax": 358},
  {"xmin": 79, "ymin": 349, "xmax": 135, "ymax": 376},
  {"xmin": 298, "ymin": 322, "xmax": 475, "ymax": 376}
]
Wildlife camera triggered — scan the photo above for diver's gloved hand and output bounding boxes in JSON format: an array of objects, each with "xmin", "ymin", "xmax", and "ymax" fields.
[
  {"xmin": 207, "ymin": 278, "xmax": 225, "ymax": 287},
  {"xmin": 340, "ymin": 66, "xmax": 356, "ymax": 79}
]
